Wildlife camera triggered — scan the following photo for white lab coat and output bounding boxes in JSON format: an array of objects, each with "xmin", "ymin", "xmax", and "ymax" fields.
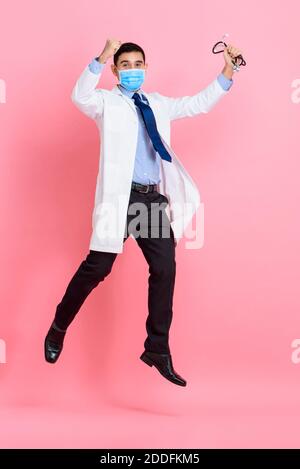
[{"xmin": 71, "ymin": 64, "xmax": 229, "ymax": 253}]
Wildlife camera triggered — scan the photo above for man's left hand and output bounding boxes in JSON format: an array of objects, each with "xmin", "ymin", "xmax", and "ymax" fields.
[{"xmin": 223, "ymin": 44, "xmax": 243, "ymax": 67}]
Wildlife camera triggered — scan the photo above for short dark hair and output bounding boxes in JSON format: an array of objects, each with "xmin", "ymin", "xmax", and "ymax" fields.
[{"xmin": 113, "ymin": 42, "xmax": 145, "ymax": 66}]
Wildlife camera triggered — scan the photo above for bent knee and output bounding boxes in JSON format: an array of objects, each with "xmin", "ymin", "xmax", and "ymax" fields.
[{"xmin": 84, "ymin": 251, "xmax": 117, "ymax": 278}]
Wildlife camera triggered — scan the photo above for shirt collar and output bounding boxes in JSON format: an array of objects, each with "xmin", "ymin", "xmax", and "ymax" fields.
[{"xmin": 117, "ymin": 83, "xmax": 145, "ymax": 99}]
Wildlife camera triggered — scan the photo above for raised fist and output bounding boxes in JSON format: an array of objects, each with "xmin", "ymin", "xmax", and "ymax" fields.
[{"xmin": 100, "ymin": 38, "xmax": 122, "ymax": 62}]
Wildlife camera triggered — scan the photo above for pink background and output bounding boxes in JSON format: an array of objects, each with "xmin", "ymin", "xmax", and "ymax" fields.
[{"xmin": 1, "ymin": 0, "xmax": 300, "ymax": 449}]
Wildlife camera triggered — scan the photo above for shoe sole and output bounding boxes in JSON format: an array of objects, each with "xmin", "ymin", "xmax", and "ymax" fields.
[{"xmin": 140, "ymin": 353, "xmax": 187, "ymax": 386}]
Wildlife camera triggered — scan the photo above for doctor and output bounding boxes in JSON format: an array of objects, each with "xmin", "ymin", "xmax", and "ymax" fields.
[{"xmin": 44, "ymin": 38, "xmax": 243, "ymax": 386}]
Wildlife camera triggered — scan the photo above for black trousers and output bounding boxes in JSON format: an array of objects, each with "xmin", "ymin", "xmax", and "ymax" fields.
[{"xmin": 53, "ymin": 188, "xmax": 176, "ymax": 354}]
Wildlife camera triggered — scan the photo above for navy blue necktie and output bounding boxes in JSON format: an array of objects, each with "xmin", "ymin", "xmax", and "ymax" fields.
[{"xmin": 132, "ymin": 92, "xmax": 172, "ymax": 162}]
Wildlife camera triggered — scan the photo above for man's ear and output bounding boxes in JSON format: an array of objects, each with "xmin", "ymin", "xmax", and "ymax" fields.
[{"xmin": 111, "ymin": 64, "xmax": 118, "ymax": 78}]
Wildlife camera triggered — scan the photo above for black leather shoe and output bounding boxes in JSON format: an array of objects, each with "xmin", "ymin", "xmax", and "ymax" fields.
[
  {"xmin": 44, "ymin": 323, "xmax": 66, "ymax": 364},
  {"xmin": 140, "ymin": 351, "xmax": 187, "ymax": 386}
]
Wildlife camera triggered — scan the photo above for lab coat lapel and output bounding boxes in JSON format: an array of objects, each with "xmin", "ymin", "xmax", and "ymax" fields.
[{"xmin": 110, "ymin": 85, "xmax": 155, "ymax": 114}]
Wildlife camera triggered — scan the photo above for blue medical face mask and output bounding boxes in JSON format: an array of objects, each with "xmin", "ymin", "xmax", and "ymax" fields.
[{"xmin": 118, "ymin": 68, "xmax": 145, "ymax": 91}]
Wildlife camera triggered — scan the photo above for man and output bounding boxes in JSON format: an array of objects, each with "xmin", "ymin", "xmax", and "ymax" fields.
[{"xmin": 44, "ymin": 38, "xmax": 243, "ymax": 386}]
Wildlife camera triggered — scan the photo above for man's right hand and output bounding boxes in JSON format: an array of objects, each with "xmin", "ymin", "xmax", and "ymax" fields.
[{"xmin": 98, "ymin": 38, "xmax": 122, "ymax": 63}]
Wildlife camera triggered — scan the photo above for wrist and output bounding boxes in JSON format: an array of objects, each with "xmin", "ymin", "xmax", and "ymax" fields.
[
  {"xmin": 222, "ymin": 64, "xmax": 234, "ymax": 80},
  {"xmin": 98, "ymin": 53, "xmax": 109, "ymax": 64}
]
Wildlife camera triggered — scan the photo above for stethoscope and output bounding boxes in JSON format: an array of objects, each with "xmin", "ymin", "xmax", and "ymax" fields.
[{"xmin": 212, "ymin": 33, "xmax": 246, "ymax": 72}]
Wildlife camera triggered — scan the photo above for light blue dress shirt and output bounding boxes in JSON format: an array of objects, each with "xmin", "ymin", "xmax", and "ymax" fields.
[{"xmin": 88, "ymin": 58, "xmax": 233, "ymax": 184}]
